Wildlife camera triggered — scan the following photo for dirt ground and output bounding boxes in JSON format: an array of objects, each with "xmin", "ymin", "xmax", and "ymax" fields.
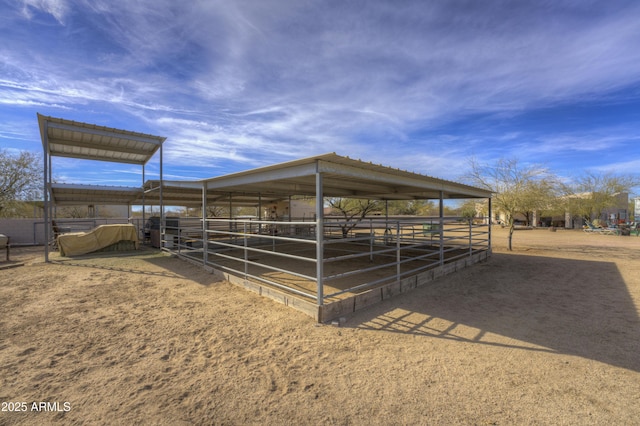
[{"xmin": 1, "ymin": 227, "xmax": 639, "ymax": 425}]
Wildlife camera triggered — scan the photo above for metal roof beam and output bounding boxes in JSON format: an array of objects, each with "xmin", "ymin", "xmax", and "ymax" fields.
[
  {"xmin": 205, "ymin": 162, "xmax": 317, "ymax": 190},
  {"xmin": 51, "ymin": 183, "xmax": 141, "ymax": 191},
  {"xmin": 48, "ymin": 140, "xmax": 157, "ymax": 156},
  {"xmin": 317, "ymin": 160, "xmax": 491, "ymax": 198},
  {"xmin": 45, "ymin": 151, "xmax": 147, "ymax": 165},
  {"xmin": 46, "ymin": 121, "xmax": 165, "ymax": 145}
]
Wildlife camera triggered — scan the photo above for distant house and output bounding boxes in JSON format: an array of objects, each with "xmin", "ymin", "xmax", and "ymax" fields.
[
  {"xmin": 558, "ymin": 192, "xmax": 629, "ymax": 229},
  {"xmin": 491, "ymin": 192, "xmax": 629, "ymax": 229}
]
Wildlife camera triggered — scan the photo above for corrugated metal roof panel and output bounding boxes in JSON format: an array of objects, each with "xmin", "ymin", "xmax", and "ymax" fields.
[
  {"xmin": 50, "ymin": 183, "xmax": 143, "ymax": 206},
  {"xmin": 197, "ymin": 153, "xmax": 492, "ymax": 200},
  {"xmin": 38, "ymin": 114, "xmax": 165, "ymax": 165}
]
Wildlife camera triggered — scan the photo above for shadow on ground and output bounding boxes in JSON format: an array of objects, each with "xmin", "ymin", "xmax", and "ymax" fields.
[
  {"xmin": 49, "ymin": 246, "xmax": 223, "ymax": 286},
  {"xmin": 347, "ymin": 252, "xmax": 640, "ymax": 372}
]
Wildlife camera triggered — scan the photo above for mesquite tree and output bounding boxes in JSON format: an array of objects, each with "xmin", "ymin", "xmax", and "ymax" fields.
[
  {"xmin": 465, "ymin": 157, "xmax": 560, "ymax": 251},
  {"xmin": 326, "ymin": 198, "xmax": 382, "ymax": 238}
]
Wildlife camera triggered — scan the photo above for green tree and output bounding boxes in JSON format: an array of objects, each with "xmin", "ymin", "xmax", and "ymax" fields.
[
  {"xmin": 0, "ymin": 149, "xmax": 41, "ymax": 217},
  {"xmin": 519, "ymin": 179, "xmax": 560, "ymax": 226},
  {"xmin": 465, "ymin": 157, "xmax": 559, "ymax": 250},
  {"xmin": 386, "ymin": 200, "xmax": 435, "ymax": 215},
  {"xmin": 458, "ymin": 199, "xmax": 479, "ymax": 221},
  {"xmin": 566, "ymin": 171, "xmax": 638, "ymax": 221}
]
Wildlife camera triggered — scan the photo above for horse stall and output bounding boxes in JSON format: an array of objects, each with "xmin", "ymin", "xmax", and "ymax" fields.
[{"xmin": 158, "ymin": 154, "xmax": 492, "ymax": 322}]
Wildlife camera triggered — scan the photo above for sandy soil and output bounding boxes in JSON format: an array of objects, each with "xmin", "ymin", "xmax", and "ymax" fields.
[{"xmin": 1, "ymin": 227, "xmax": 639, "ymax": 425}]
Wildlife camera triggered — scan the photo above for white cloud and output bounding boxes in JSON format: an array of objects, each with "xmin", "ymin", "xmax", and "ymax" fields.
[
  {"xmin": 2, "ymin": 0, "xmax": 640, "ymax": 185},
  {"xmin": 19, "ymin": 0, "xmax": 69, "ymax": 24},
  {"xmin": 591, "ymin": 159, "xmax": 640, "ymax": 175}
]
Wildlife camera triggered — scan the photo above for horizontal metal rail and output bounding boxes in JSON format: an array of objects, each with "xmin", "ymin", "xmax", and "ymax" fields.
[
  {"xmin": 208, "ymin": 240, "xmax": 317, "ymax": 263},
  {"xmin": 203, "ymin": 259, "xmax": 318, "ymax": 300},
  {"xmin": 207, "ymin": 229, "xmax": 317, "ymax": 245},
  {"xmin": 163, "ymin": 216, "xmax": 490, "ymax": 306},
  {"xmin": 208, "ymin": 251, "xmax": 317, "ymax": 282}
]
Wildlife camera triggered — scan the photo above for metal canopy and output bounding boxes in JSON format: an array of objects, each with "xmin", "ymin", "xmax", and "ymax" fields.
[
  {"xmin": 50, "ymin": 183, "xmax": 143, "ymax": 206},
  {"xmin": 129, "ymin": 153, "xmax": 491, "ymax": 210},
  {"xmin": 38, "ymin": 114, "xmax": 165, "ymax": 165},
  {"xmin": 196, "ymin": 153, "xmax": 491, "ymax": 201},
  {"xmin": 143, "ymin": 180, "xmax": 283, "ymax": 207},
  {"xmin": 44, "ymin": 153, "xmax": 491, "ymax": 207},
  {"xmin": 40, "ymin": 113, "xmax": 166, "ymax": 262}
]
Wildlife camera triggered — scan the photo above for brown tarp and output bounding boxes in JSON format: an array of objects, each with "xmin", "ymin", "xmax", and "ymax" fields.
[{"xmin": 57, "ymin": 224, "xmax": 139, "ymax": 256}]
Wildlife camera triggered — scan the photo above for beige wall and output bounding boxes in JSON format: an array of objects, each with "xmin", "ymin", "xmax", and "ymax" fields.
[{"xmin": 0, "ymin": 217, "xmax": 132, "ymax": 245}]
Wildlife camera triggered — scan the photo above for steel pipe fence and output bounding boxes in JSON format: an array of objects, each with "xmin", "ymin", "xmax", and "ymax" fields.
[{"xmin": 162, "ymin": 216, "xmax": 490, "ymax": 305}]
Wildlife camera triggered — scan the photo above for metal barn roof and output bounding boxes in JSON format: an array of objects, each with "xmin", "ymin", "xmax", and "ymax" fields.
[
  {"xmin": 193, "ymin": 153, "xmax": 491, "ymax": 201},
  {"xmin": 49, "ymin": 183, "xmax": 143, "ymax": 206},
  {"xmin": 38, "ymin": 114, "xmax": 165, "ymax": 165},
  {"xmin": 44, "ymin": 151, "xmax": 491, "ymax": 207}
]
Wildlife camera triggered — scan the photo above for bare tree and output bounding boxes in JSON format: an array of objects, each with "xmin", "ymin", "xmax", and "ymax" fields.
[
  {"xmin": 0, "ymin": 149, "xmax": 41, "ymax": 217},
  {"xmin": 327, "ymin": 198, "xmax": 382, "ymax": 238},
  {"xmin": 57, "ymin": 206, "xmax": 89, "ymax": 218},
  {"xmin": 206, "ymin": 205, "xmax": 229, "ymax": 217},
  {"xmin": 465, "ymin": 157, "xmax": 559, "ymax": 250}
]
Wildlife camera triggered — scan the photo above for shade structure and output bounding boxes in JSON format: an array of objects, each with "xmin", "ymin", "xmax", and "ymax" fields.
[
  {"xmin": 152, "ymin": 153, "xmax": 493, "ymax": 322},
  {"xmin": 38, "ymin": 114, "xmax": 164, "ymax": 165},
  {"xmin": 140, "ymin": 153, "xmax": 492, "ymax": 209},
  {"xmin": 39, "ymin": 114, "xmax": 165, "ymax": 261},
  {"xmin": 196, "ymin": 152, "xmax": 491, "ymax": 201}
]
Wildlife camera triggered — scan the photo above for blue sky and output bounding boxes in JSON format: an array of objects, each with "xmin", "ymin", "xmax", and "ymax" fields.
[{"xmin": 1, "ymin": 0, "xmax": 639, "ymax": 194}]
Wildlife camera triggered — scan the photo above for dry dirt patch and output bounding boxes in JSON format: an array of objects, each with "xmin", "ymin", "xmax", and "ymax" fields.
[{"xmin": 1, "ymin": 228, "xmax": 639, "ymax": 425}]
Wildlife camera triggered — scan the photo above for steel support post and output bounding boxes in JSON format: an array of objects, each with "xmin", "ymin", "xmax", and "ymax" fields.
[
  {"xmin": 396, "ymin": 221, "xmax": 401, "ymax": 283},
  {"xmin": 43, "ymin": 121, "xmax": 49, "ymax": 262},
  {"xmin": 439, "ymin": 191, "xmax": 444, "ymax": 266},
  {"xmin": 202, "ymin": 181, "xmax": 208, "ymax": 266},
  {"xmin": 315, "ymin": 167, "xmax": 324, "ymax": 306},
  {"xmin": 488, "ymin": 197, "xmax": 492, "ymax": 252}
]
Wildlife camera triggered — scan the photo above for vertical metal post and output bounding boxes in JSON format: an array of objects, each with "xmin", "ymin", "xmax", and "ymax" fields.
[
  {"xmin": 159, "ymin": 142, "xmax": 163, "ymax": 224},
  {"xmin": 369, "ymin": 219, "xmax": 373, "ymax": 262},
  {"xmin": 469, "ymin": 218, "xmax": 473, "ymax": 256},
  {"xmin": 228, "ymin": 193, "xmax": 235, "ymax": 245},
  {"xmin": 315, "ymin": 167, "xmax": 324, "ymax": 306},
  {"xmin": 142, "ymin": 164, "xmax": 146, "ymax": 234},
  {"xmin": 258, "ymin": 193, "xmax": 263, "ymax": 235},
  {"xmin": 202, "ymin": 181, "xmax": 207, "ymax": 266},
  {"xmin": 159, "ymin": 144, "xmax": 164, "ymax": 248},
  {"xmin": 288, "ymin": 195, "xmax": 292, "ymax": 237},
  {"xmin": 488, "ymin": 197, "xmax": 492, "ymax": 253},
  {"xmin": 439, "ymin": 191, "xmax": 444, "ymax": 266},
  {"xmin": 43, "ymin": 120, "xmax": 49, "ymax": 262},
  {"xmin": 396, "ymin": 220, "xmax": 401, "ymax": 283},
  {"xmin": 385, "ymin": 200, "xmax": 390, "ymax": 241},
  {"xmin": 244, "ymin": 222, "xmax": 248, "ymax": 279}
]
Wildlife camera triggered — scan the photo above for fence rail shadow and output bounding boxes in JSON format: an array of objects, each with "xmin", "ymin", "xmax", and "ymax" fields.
[{"xmin": 348, "ymin": 252, "xmax": 640, "ymax": 372}]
